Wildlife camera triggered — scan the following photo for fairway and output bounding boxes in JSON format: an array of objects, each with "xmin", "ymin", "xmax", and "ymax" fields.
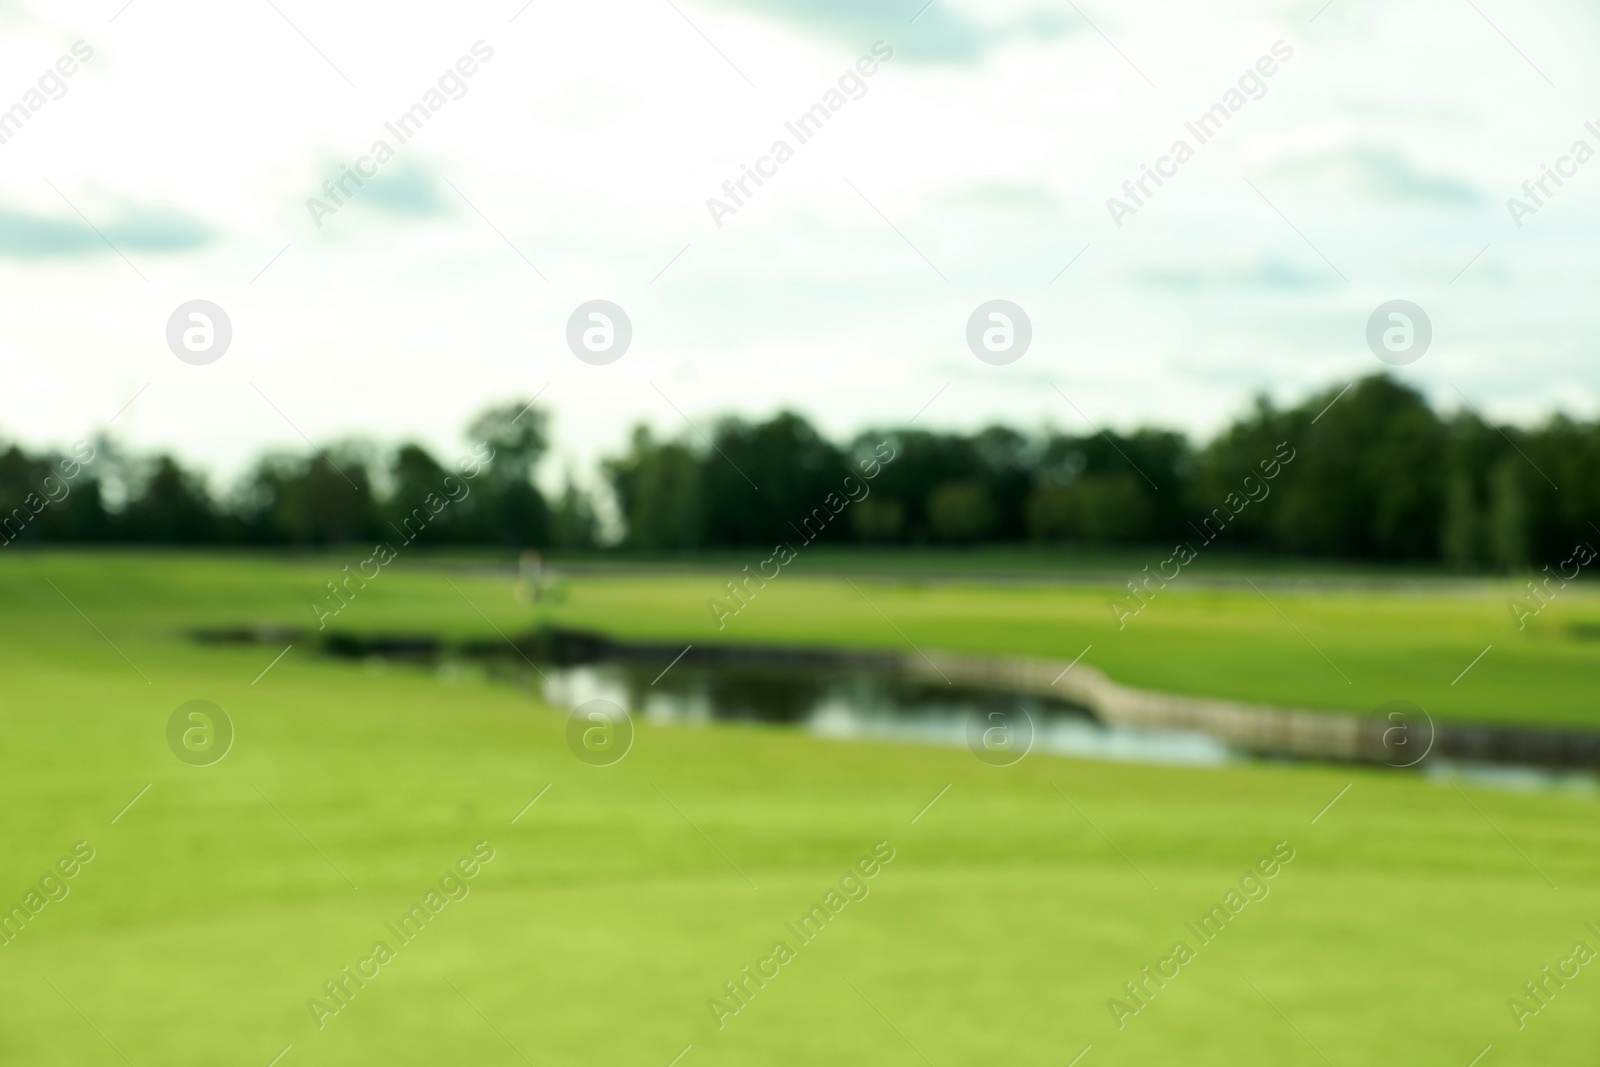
[
  {"xmin": 526, "ymin": 561, "xmax": 1600, "ymax": 729},
  {"xmin": 11, "ymin": 4, "xmax": 1599, "ymax": 1062},
  {"xmin": 0, "ymin": 552, "xmax": 1596, "ymax": 1066}
]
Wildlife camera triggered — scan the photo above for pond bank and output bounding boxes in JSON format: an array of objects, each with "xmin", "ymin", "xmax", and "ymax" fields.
[{"xmin": 196, "ymin": 625, "xmax": 1600, "ymax": 771}]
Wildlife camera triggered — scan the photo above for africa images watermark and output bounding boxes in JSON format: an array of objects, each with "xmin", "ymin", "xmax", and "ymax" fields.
[
  {"xmin": 1110, "ymin": 441, "xmax": 1297, "ymax": 629},
  {"xmin": 306, "ymin": 40, "xmax": 496, "ymax": 229},
  {"xmin": 706, "ymin": 841, "xmax": 896, "ymax": 1030},
  {"xmin": 1504, "ymin": 119, "xmax": 1600, "ymax": 229},
  {"xmin": 306, "ymin": 841, "xmax": 496, "ymax": 1029},
  {"xmin": 310, "ymin": 441, "xmax": 494, "ymax": 629},
  {"xmin": 1508, "ymin": 538, "xmax": 1596, "ymax": 630},
  {"xmin": 0, "ymin": 841, "xmax": 97, "ymax": 950},
  {"xmin": 1505, "ymin": 919, "xmax": 1600, "ymax": 1031},
  {"xmin": 705, "ymin": 40, "xmax": 895, "ymax": 228},
  {"xmin": 0, "ymin": 40, "xmax": 95, "ymax": 148},
  {"xmin": 1106, "ymin": 841, "xmax": 1296, "ymax": 1030},
  {"xmin": 0, "ymin": 439, "xmax": 96, "ymax": 549},
  {"xmin": 707, "ymin": 440, "xmax": 897, "ymax": 629},
  {"xmin": 1106, "ymin": 40, "xmax": 1296, "ymax": 228}
]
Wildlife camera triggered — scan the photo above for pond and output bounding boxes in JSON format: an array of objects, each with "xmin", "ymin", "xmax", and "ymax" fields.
[
  {"xmin": 538, "ymin": 657, "xmax": 1237, "ymax": 769},
  {"xmin": 202, "ymin": 625, "xmax": 1600, "ymax": 791}
]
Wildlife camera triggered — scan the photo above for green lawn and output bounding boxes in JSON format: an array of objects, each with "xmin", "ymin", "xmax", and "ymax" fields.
[
  {"xmin": 524, "ymin": 564, "xmax": 1600, "ymax": 729},
  {"xmin": 0, "ymin": 551, "xmax": 1595, "ymax": 1066}
]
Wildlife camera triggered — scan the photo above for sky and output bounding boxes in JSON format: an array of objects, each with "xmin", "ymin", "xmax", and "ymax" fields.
[{"xmin": 2, "ymin": 0, "xmax": 1598, "ymax": 490}]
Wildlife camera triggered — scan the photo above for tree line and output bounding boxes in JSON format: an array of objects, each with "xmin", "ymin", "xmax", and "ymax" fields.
[{"xmin": 2, "ymin": 375, "xmax": 1593, "ymax": 569}]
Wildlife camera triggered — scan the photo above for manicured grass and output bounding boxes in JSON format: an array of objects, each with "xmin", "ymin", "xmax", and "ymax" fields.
[
  {"xmin": 10, "ymin": 548, "xmax": 1595, "ymax": 727},
  {"xmin": 542, "ymin": 543, "xmax": 1483, "ymax": 580},
  {"xmin": 0, "ymin": 551, "xmax": 1595, "ymax": 1066},
  {"xmin": 525, "ymin": 568, "xmax": 1600, "ymax": 729}
]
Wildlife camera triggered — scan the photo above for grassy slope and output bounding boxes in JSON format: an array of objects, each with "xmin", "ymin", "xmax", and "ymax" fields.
[
  {"xmin": 18, "ymin": 548, "xmax": 1598, "ymax": 727},
  {"xmin": 529, "ymin": 571, "xmax": 1600, "ymax": 728},
  {"xmin": 0, "ymin": 552, "xmax": 1595, "ymax": 1066}
]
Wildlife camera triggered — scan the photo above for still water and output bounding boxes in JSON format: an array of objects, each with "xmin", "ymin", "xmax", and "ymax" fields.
[
  {"xmin": 541, "ymin": 657, "xmax": 1236, "ymax": 769},
  {"xmin": 526, "ymin": 657, "xmax": 1597, "ymax": 793},
  {"xmin": 305, "ymin": 626, "xmax": 1600, "ymax": 793}
]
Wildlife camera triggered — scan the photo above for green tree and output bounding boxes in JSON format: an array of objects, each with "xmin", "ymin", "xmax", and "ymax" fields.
[
  {"xmin": 1075, "ymin": 476, "xmax": 1152, "ymax": 544},
  {"xmin": 123, "ymin": 455, "xmax": 215, "ymax": 543},
  {"xmin": 851, "ymin": 498, "xmax": 904, "ymax": 542},
  {"xmin": 1487, "ymin": 455, "xmax": 1529, "ymax": 571},
  {"xmin": 701, "ymin": 412, "xmax": 844, "ymax": 547},
  {"xmin": 1025, "ymin": 484, "xmax": 1077, "ymax": 542},
  {"xmin": 927, "ymin": 481, "xmax": 995, "ymax": 543},
  {"xmin": 236, "ymin": 444, "xmax": 377, "ymax": 545},
  {"xmin": 465, "ymin": 401, "xmax": 551, "ymax": 547},
  {"xmin": 550, "ymin": 475, "xmax": 599, "ymax": 550},
  {"xmin": 1265, "ymin": 376, "xmax": 1445, "ymax": 559},
  {"xmin": 1440, "ymin": 471, "xmax": 1480, "ymax": 570},
  {"xmin": 604, "ymin": 427, "xmax": 703, "ymax": 550},
  {"xmin": 386, "ymin": 443, "xmax": 455, "ymax": 541}
]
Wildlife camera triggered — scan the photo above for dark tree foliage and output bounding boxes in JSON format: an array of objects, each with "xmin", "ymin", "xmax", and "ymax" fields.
[
  {"xmin": 0, "ymin": 402, "xmax": 571, "ymax": 553},
  {"xmin": 604, "ymin": 427, "xmax": 704, "ymax": 550},
  {"xmin": 462, "ymin": 402, "xmax": 551, "ymax": 548},
  {"xmin": 700, "ymin": 413, "xmax": 847, "ymax": 547},
  {"xmin": 1, "ymin": 376, "xmax": 1593, "ymax": 569},
  {"xmin": 122, "ymin": 455, "xmax": 217, "ymax": 543}
]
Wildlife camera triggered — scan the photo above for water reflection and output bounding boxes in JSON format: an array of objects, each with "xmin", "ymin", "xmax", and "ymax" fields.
[
  {"xmin": 195, "ymin": 623, "xmax": 1600, "ymax": 791},
  {"xmin": 540, "ymin": 661, "xmax": 1237, "ymax": 769},
  {"xmin": 1423, "ymin": 758, "xmax": 1600, "ymax": 795}
]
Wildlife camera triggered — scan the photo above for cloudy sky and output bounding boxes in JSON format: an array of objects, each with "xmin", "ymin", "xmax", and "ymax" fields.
[{"xmin": 2, "ymin": 0, "xmax": 1598, "ymax": 487}]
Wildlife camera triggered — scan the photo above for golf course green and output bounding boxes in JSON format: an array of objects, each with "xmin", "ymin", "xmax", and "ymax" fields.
[{"xmin": 0, "ymin": 551, "xmax": 1595, "ymax": 1066}]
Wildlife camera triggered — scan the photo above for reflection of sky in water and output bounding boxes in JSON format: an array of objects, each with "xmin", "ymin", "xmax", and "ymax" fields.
[
  {"xmin": 1423, "ymin": 759, "xmax": 1599, "ymax": 796},
  {"xmin": 544, "ymin": 662, "xmax": 1239, "ymax": 770},
  {"xmin": 540, "ymin": 661, "xmax": 1600, "ymax": 791}
]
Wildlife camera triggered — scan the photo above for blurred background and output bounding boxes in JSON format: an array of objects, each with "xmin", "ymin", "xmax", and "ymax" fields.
[{"xmin": 3, "ymin": 2, "xmax": 1599, "ymax": 1066}]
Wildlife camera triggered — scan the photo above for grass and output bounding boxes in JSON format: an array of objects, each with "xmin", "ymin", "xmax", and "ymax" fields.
[
  {"xmin": 0, "ymin": 550, "xmax": 1595, "ymax": 1065},
  {"xmin": 540, "ymin": 543, "xmax": 1500, "ymax": 580},
  {"xmin": 523, "ymin": 568, "xmax": 1600, "ymax": 728}
]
